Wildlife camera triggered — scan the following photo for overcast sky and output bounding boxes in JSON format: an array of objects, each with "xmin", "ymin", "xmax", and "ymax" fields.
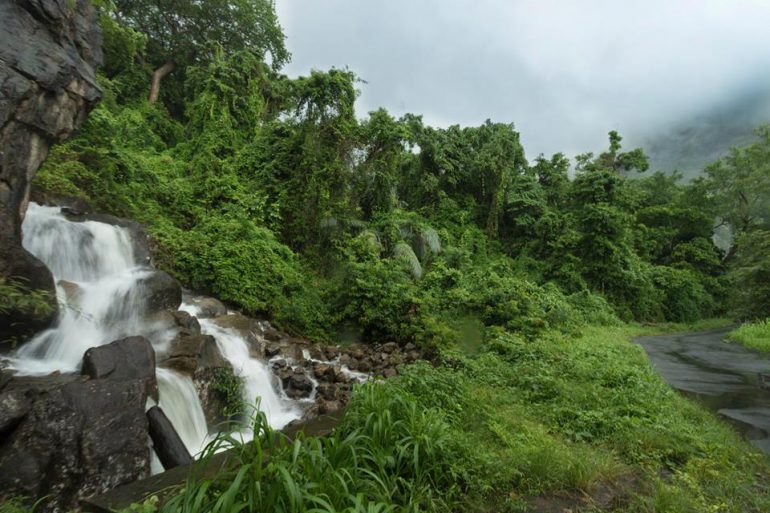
[{"xmin": 275, "ymin": 1, "xmax": 770, "ymax": 162}]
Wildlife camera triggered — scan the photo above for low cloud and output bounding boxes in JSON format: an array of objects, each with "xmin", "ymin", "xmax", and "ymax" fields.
[{"xmin": 276, "ymin": 0, "xmax": 770, "ymax": 169}]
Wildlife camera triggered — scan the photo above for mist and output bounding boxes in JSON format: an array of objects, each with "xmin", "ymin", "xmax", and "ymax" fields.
[{"xmin": 276, "ymin": 0, "xmax": 770, "ymax": 174}]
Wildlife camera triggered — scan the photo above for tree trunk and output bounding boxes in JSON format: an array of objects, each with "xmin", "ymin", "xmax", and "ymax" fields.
[{"xmin": 148, "ymin": 60, "xmax": 176, "ymax": 103}]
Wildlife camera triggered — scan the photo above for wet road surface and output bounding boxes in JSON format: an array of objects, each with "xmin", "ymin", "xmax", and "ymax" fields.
[{"xmin": 635, "ymin": 328, "xmax": 770, "ymax": 453}]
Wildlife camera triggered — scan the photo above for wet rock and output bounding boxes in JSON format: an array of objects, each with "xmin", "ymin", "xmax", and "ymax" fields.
[
  {"xmin": 0, "ymin": 389, "xmax": 29, "ymax": 436},
  {"xmin": 0, "ymin": 378, "xmax": 149, "ymax": 512},
  {"xmin": 0, "ymin": 0, "xmax": 102, "ymax": 349},
  {"xmin": 282, "ymin": 371, "xmax": 313, "ymax": 399},
  {"xmin": 317, "ymin": 399, "xmax": 342, "ymax": 415},
  {"xmin": 332, "ymin": 367, "xmax": 348, "ymax": 383},
  {"xmin": 194, "ymin": 365, "xmax": 239, "ymax": 427},
  {"xmin": 316, "ymin": 383, "xmax": 338, "ymax": 401},
  {"xmin": 191, "ymin": 297, "xmax": 228, "ymax": 318},
  {"xmin": 147, "ymin": 406, "xmax": 193, "ymax": 470},
  {"xmin": 137, "ymin": 271, "xmax": 182, "ymax": 314},
  {"xmin": 264, "ymin": 325, "xmax": 282, "ymax": 341},
  {"xmin": 313, "ymin": 362, "xmax": 333, "ymax": 381},
  {"xmin": 381, "ymin": 342, "xmax": 399, "ymax": 354},
  {"xmin": 324, "ymin": 345, "xmax": 341, "ymax": 360},
  {"xmin": 271, "ymin": 358, "xmax": 287, "ymax": 370},
  {"xmin": 162, "ymin": 334, "xmax": 227, "ymax": 375},
  {"xmin": 58, "ymin": 279, "xmax": 83, "ymax": 306},
  {"xmin": 162, "ymin": 356, "xmax": 198, "ymax": 375},
  {"xmin": 339, "ymin": 353, "xmax": 351, "ymax": 366},
  {"xmin": 265, "ymin": 343, "xmax": 282, "ymax": 358},
  {"xmin": 172, "ymin": 310, "xmax": 200, "ymax": 335},
  {"xmin": 143, "ymin": 310, "xmax": 176, "ymax": 333},
  {"xmin": 382, "ymin": 368, "xmax": 398, "ymax": 379},
  {"xmin": 308, "ymin": 345, "xmax": 325, "ymax": 361},
  {"xmin": 82, "ymin": 336, "xmax": 158, "ymax": 400}
]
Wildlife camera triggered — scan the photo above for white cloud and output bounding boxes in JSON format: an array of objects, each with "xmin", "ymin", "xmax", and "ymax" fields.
[{"xmin": 275, "ymin": 0, "xmax": 770, "ymax": 161}]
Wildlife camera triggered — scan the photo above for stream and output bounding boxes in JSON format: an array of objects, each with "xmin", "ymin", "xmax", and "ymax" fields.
[{"xmin": 636, "ymin": 328, "xmax": 770, "ymax": 453}]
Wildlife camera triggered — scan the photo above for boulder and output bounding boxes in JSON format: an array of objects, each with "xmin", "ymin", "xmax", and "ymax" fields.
[
  {"xmin": 172, "ymin": 310, "xmax": 200, "ymax": 335},
  {"xmin": 315, "ymin": 383, "xmax": 338, "ymax": 401},
  {"xmin": 0, "ymin": 378, "xmax": 149, "ymax": 512},
  {"xmin": 316, "ymin": 399, "xmax": 342, "ymax": 415},
  {"xmin": 0, "ymin": 0, "xmax": 102, "ymax": 347},
  {"xmin": 381, "ymin": 342, "xmax": 399, "ymax": 354},
  {"xmin": 162, "ymin": 334, "xmax": 227, "ymax": 376},
  {"xmin": 191, "ymin": 297, "xmax": 228, "ymax": 318},
  {"xmin": 58, "ymin": 279, "xmax": 83, "ymax": 306},
  {"xmin": 194, "ymin": 366, "xmax": 239, "ymax": 427},
  {"xmin": 281, "ymin": 370, "xmax": 313, "ymax": 400},
  {"xmin": 82, "ymin": 336, "xmax": 157, "ymax": 400},
  {"xmin": 137, "ymin": 270, "xmax": 182, "ymax": 314}
]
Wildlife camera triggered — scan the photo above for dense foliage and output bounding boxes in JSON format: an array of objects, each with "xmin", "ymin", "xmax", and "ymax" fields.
[{"xmin": 35, "ymin": 4, "xmax": 763, "ymax": 345}]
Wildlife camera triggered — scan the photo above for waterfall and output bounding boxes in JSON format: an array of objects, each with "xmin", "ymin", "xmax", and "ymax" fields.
[
  {"xmin": 11, "ymin": 203, "xmax": 166, "ymax": 374},
  {"xmin": 186, "ymin": 312, "xmax": 301, "ymax": 432},
  {"xmin": 8, "ymin": 202, "xmax": 301, "ymax": 469},
  {"xmin": 156, "ymin": 367, "xmax": 210, "ymax": 456}
]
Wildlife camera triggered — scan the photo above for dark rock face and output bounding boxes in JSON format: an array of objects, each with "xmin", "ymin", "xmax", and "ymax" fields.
[
  {"xmin": 0, "ymin": 0, "xmax": 102, "ymax": 344},
  {"xmin": 0, "ymin": 379, "xmax": 150, "ymax": 512},
  {"xmin": 82, "ymin": 336, "xmax": 158, "ymax": 400},
  {"xmin": 137, "ymin": 270, "xmax": 182, "ymax": 314},
  {"xmin": 0, "ymin": 335, "xmax": 156, "ymax": 511}
]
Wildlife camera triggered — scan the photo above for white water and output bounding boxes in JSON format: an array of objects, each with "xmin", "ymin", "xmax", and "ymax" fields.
[
  {"xmin": 156, "ymin": 367, "xmax": 210, "ymax": 456},
  {"xmin": 10, "ymin": 204, "xmax": 161, "ymax": 374},
  {"xmin": 9, "ymin": 202, "xmax": 300, "ymax": 467},
  {"xmin": 181, "ymin": 305, "xmax": 301, "ymax": 432}
]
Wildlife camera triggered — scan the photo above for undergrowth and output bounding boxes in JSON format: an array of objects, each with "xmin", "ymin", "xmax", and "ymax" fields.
[{"xmin": 127, "ymin": 324, "xmax": 770, "ymax": 513}]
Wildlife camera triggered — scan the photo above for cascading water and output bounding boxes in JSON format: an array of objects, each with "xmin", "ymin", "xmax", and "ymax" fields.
[
  {"xmin": 12, "ymin": 204, "xmax": 154, "ymax": 373},
  {"xmin": 181, "ymin": 304, "xmax": 301, "ymax": 432},
  {"xmin": 7, "ymin": 202, "xmax": 302, "ymax": 469},
  {"xmin": 156, "ymin": 367, "xmax": 210, "ymax": 455}
]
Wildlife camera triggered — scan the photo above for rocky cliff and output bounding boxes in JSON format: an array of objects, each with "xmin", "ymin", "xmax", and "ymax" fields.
[{"xmin": 0, "ymin": 0, "xmax": 102, "ymax": 344}]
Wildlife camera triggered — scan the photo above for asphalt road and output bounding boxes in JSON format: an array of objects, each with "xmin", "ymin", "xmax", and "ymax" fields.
[{"xmin": 635, "ymin": 328, "xmax": 770, "ymax": 453}]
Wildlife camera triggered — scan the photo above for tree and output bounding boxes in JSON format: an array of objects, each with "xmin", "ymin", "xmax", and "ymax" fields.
[
  {"xmin": 114, "ymin": 0, "xmax": 289, "ymax": 103},
  {"xmin": 700, "ymin": 125, "xmax": 770, "ymax": 263}
]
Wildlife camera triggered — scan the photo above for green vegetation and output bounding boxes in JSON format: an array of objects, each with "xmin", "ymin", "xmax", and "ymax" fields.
[
  {"xmin": 728, "ymin": 319, "xmax": 770, "ymax": 352},
  {"xmin": 35, "ymin": 2, "xmax": 746, "ymax": 341},
  {"xmin": 22, "ymin": 2, "xmax": 770, "ymax": 511},
  {"xmin": 210, "ymin": 367, "xmax": 245, "ymax": 421},
  {"xmin": 0, "ymin": 277, "xmax": 56, "ymax": 319},
  {"xmin": 123, "ymin": 326, "xmax": 770, "ymax": 513}
]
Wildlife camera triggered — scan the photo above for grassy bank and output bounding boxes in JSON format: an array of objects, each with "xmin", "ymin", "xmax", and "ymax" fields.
[
  {"xmin": 127, "ymin": 323, "xmax": 769, "ymax": 513},
  {"xmin": 727, "ymin": 319, "xmax": 770, "ymax": 352}
]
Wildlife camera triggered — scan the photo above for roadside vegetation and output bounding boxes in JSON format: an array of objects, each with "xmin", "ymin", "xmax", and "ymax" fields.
[{"xmin": 728, "ymin": 319, "xmax": 770, "ymax": 352}]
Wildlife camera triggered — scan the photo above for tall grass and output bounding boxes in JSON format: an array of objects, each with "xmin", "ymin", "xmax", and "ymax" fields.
[
  {"xmin": 727, "ymin": 318, "xmax": 770, "ymax": 352},
  {"xmin": 156, "ymin": 384, "xmax": 466, "ymax": 513}
]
